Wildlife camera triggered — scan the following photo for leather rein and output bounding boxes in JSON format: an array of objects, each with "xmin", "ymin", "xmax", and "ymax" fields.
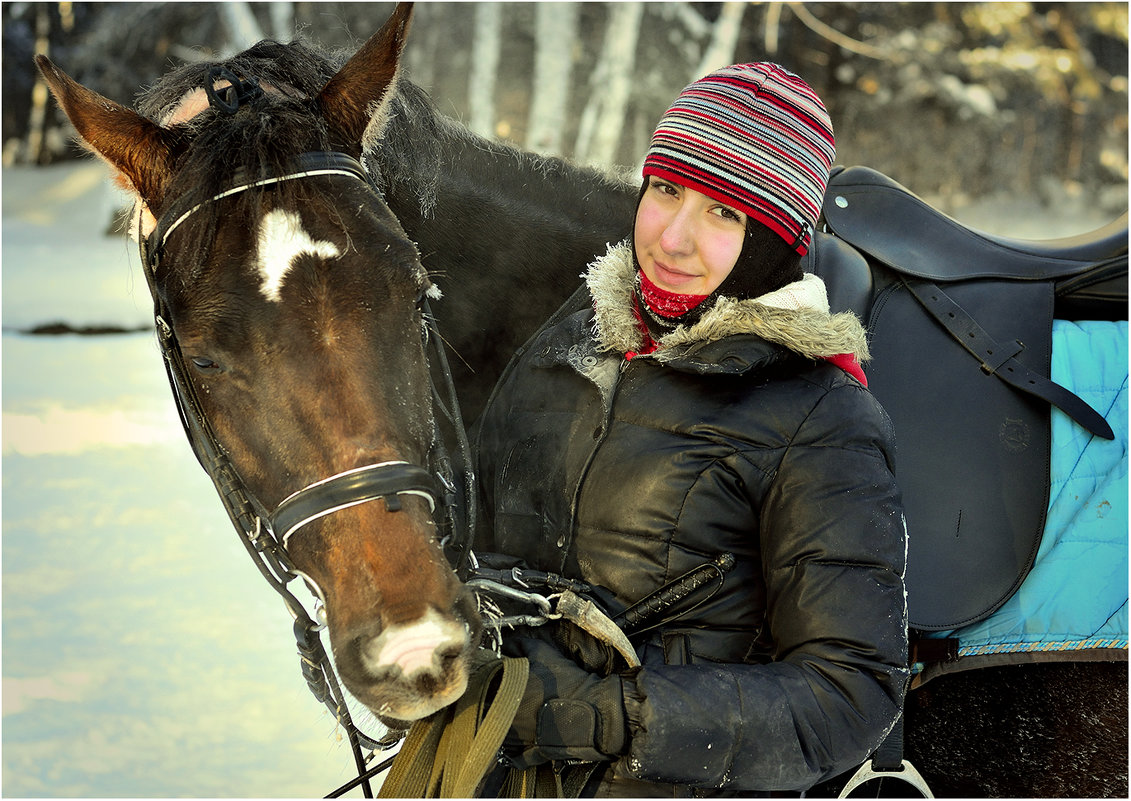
[{"xmin": 138, "ymin": 149, "xmax": 476, "ymax": 798}]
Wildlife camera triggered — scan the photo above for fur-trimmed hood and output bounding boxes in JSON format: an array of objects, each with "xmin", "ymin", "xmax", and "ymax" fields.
[{"xmin": 585, "ymin": 241, "xmax": 870, "ymax": 363}]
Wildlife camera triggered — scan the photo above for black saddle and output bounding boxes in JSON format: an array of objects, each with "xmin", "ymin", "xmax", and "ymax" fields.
[{"xmin": 807, "ymin": 166, "xmax": 1128, "ymax": 631}]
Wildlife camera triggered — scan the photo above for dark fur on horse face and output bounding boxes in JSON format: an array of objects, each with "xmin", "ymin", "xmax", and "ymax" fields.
[
  {"xmin": 151, "ymin": 90, "xmax": 479, "ymax": 725},
  {"xmin": 36, "ymin": 4, "xmax": 482, "ymax": 725}
]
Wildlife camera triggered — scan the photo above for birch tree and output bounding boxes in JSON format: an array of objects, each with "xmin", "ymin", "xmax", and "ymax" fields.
[
  {"xmin": 221, "ymin": 3, "xmax": 265, "ymax": 54},
  {"xmin": 574, "ymin": 2, "xmax": 644, "ymax": 167},
  {"xmin": 268, "ymin": 3, "xmax": 294, "ymax": 43},
  {"xmin": 469, "ymin": 3, "xmax": 502, "ymax": 139},
  {"xmin": 526, "ymin": 3, "xmax": 577, "ymax": 155},
  {"xmin": 696, "ymin": 2, "xmax": 748, "ymax": 77}
]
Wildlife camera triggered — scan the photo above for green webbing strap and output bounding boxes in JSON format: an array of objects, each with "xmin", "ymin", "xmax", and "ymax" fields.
[
  {"xmin": 500, "ymin": 763, "xmax": 598, "ymax": 798},
  {"xmin": 379, "ymin": 654, "xmax": 529, "ymax": 798}
]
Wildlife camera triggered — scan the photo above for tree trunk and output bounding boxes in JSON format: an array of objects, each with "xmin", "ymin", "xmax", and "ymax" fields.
[
  {"xmin": 526, "ymin": 3, "xmax": 577, "ymax": 155},
  {"xmin": 269, "ymin": 2, "xmax": 294, "ymax": 43},
  {"xmin": 221, "ymin": 2, "xmax": 265, "ymax": 54},
  {"xmin": 468, "ymin": 3, "xmax": 502, "ymax": 140},
  {"xmin": 696, "ymin": 2, "xmax": 747, "ymax": 77},
  {"xmin": 575, "ymin": 2, "xmax": 644, "ymax": 167}
]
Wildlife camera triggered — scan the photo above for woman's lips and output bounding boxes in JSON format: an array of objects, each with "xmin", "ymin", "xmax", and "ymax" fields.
[{"xmin": 652, "ymin": 260, "xmax": 699, "ymax": 288}]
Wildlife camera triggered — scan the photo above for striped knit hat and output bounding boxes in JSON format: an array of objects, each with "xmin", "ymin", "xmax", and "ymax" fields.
[{"xmin": 642, "ymin": 62, "xmax": 834, "ymax": 256}]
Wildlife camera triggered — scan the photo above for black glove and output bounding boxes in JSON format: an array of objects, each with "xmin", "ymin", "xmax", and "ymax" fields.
[{"xmin": 502, "ymin": 632, "xmax": 630, "ymax": 768}]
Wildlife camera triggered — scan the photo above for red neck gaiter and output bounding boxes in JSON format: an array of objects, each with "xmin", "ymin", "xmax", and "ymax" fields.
[
  {"xmin": 627, "ymin": 271, "xmax": 712, "ymax": 360},
  {"xmin": 638, "ymin": 269, "xmax": 709, "ymax": 317}
]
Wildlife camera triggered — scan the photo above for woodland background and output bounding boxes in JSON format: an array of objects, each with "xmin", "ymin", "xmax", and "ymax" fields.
[
  {"xmin": 2, "ymin": 4, "xmax": 1126, "ymax": 796},
  {"xmin": 3, "ymin": 1, "xmax": 1128, "ymax": 215}
]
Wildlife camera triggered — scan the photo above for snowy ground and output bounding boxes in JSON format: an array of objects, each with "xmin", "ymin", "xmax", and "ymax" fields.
[
  {"xmin": 3, "ymin": 163, "xmax": 378, "ymax": 797},
  {"xmin": 1, "ymin": 161, "xmax": 1123, "ymax": 797}
]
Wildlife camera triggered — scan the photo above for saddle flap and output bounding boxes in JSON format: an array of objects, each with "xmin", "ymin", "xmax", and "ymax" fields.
[
  {"xmin": 823, "ymin": 166, "xmax": 1128, "ymax": 282},
  {"xmin": 805, "ymin": 230, "xmax": 874, "ymax": 320},
  {"xmin": 867, "ymin": 278, "xmax": 1054, "ymax": 630}
]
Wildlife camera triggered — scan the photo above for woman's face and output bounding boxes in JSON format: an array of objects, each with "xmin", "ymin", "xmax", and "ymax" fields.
[{"xmin": 634, "ymin": 178, "xmax": 747, "ymax": 296}]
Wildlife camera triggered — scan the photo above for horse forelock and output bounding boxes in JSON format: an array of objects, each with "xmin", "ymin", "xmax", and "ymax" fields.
[
  {"xmin": 126, "ymin": 40, "xmax": 341, "ymax": 242},
  {"xmin": 137, "ymin": 39, "xmax": 338, "ymax": 122}
]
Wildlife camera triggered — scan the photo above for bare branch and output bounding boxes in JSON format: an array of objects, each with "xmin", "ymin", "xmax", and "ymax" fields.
[{"xmin": 787, "ymin": 2, "xmax": 895, "ymax": 61}]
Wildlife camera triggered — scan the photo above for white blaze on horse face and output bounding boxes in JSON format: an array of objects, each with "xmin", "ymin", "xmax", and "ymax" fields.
[{"xmin": 256, "ymin": 209, "xmax": 340, "ymax": 302}]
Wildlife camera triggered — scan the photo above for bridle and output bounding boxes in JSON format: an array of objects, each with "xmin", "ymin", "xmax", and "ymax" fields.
[{"xmin": 138, "ymin": 146, "xmax": 476, "ymax": 798}]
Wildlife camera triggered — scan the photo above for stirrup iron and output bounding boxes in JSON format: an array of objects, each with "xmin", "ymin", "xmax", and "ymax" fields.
[{"xmin": 838, "ymin": 758, "xmax": 933, "ymax": 798}]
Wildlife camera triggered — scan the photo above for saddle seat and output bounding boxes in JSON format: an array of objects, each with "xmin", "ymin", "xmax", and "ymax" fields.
[
  {"xmin": 824, "ymin": 165, "xmax": 1127, "ymax": 280},
  {"xmin": 808, "ymin": 166, "xmax": 1128, "ymax": 323}
]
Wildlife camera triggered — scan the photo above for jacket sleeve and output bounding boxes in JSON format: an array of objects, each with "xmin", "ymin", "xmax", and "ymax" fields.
[{"xmin": 623, "ymin": 381, "xmax": 909, "ymax": 791}]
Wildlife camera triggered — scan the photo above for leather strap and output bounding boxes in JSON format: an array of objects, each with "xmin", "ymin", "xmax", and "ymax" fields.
[
  {"xmin": 838, "ymin": 714, "xmax": 935, "ymax": 798},
  {"xmin": 870, "ymin": 713, "xmax": 906, "ymax": 772},
  {"xmin": 902, "ymin": 278, "xmax": 1114, "ymax": 440},
  {"xmin": 271, "ymin": 462, "xmax": 439, "ymax": 545},
  {"xmin": 379, "ymin": 654, "xmax": 529, "ymax": 798}
]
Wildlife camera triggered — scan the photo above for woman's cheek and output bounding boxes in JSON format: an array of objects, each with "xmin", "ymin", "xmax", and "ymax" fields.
[{"xmin": 700, "ymin": 234, "xmax": 744, "ymax": 291}]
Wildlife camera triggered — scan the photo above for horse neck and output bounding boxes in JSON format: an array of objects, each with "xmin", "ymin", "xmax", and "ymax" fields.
[
  {"xmin": 377, "ymin": 86, "xmax": 636, "ymax": 278},
  {"xmin": 372, "ymin": 85, "xmax": 638, "ymax": 421}
]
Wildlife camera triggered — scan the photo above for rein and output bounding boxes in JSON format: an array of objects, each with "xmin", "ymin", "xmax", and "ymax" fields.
[{"xmin": 138, "ymin": 150, "xmax": 476, "ymax": 798}]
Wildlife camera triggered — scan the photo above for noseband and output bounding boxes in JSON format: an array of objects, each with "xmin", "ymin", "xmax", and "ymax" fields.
[
  {"xmin": 273, "ymin": 461, "xmax": 438, "ymax": 545},
  {"xmin": 138, "ymin": 150, "xmax": 474, "ymax": 794}
]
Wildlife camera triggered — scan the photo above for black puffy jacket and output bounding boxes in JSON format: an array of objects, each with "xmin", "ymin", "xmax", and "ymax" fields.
[{"xmin": 476, "ymin": 243, "xmax": 908, "ymax": 794}]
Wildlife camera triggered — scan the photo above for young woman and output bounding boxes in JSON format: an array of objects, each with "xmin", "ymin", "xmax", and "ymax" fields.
[{"xmin": 475, "ymin": 62, "xmax": 908, "ymax": 796}]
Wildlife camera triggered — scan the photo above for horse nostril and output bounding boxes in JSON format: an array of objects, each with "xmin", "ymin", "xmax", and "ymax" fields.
[
  {"xmin": 364, "ymin": 608, "xmax": 469, "ymax": 680},
  {"xmin": 437, "ymin": 645, "xmax": 462, "ymax": 672}
]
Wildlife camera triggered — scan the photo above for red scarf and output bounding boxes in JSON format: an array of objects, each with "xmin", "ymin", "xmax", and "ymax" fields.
[
  {"xmin": 638, "ymin": 269, "xmax": 709, "ymax": 317},
  {"xmin": 824, "ymin": 352, "xmax": 868, "ymax": 385},
  {"xmin": 626, "ymin": 271, "xmax": 709, "ymax": 360}
]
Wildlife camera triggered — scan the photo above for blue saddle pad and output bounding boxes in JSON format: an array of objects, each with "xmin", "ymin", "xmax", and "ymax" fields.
[{"xmin": 924, "ymin": 320, "xmax": 1128, "ymax": 658}]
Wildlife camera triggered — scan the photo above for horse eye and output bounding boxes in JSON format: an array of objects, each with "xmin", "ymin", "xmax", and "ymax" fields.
[{"xmin": 190, "ymin": 356, "xmax": 221, "ymax": 373}]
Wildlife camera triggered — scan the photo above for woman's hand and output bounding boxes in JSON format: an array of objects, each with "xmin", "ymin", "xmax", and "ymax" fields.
[{"xmin": 501, "ymin": 633, "xmax": 630, "ymax": 767}]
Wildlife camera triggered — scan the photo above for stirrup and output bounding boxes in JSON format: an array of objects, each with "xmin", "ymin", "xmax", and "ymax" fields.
[{"xmin": 838, "ymin": 758, "xmax": 934, "ymax": 798}]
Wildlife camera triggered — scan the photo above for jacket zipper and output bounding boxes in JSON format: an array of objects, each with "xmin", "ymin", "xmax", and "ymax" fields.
[{"xmin": 563, "ymin": 355, "xmax": 633, "ymax": 552}]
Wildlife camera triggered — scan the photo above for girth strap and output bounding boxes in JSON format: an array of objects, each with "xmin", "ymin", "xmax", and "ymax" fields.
[{"xmin": 902, "ymin": 278, "xmax": 1114, "ymax": 440}]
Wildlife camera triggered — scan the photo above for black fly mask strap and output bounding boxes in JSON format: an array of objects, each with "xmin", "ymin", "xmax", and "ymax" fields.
[{"xmin": 137, "ymin": 150, "xmax": 476, "ymax": 798}]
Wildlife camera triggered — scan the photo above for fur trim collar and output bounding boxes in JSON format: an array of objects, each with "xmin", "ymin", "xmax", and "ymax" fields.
[{"xmin": 586, "ymin": 241, "xmax": 870, "ymax": 362}]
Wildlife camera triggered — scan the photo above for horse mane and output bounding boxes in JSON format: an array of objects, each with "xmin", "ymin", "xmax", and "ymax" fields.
[
  {"xmin": 135, "ymin": 37, "xmax": 631, "ymax": 281},
  {"xmin": 372, "ymin": 80, "xmax": 632, "ymax": 222}
]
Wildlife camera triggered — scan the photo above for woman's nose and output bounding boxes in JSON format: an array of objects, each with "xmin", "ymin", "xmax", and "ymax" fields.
[{"xmin": 659, "ymin": 208, "xmax": 695, "ymax": 256}]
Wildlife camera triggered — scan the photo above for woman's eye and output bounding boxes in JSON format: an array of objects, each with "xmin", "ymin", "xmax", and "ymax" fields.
[
  {"xmin": 713, "ymin": 206, "xmax": 746, "ymax": 224},
  {"xmin": 650, "ymin": 179, "xmax": 678, "ymax": 197}
]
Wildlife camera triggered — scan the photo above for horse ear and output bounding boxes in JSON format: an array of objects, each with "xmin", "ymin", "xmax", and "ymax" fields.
[
  {"xmin": 34, "ymin": 55, "xmax": 177, "ymax": 206},
  {"xmin": 316, "ymin": 1, "xmax": 413, "ymax": 151}
]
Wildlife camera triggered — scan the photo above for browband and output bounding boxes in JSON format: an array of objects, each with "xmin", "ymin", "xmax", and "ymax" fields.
[{"xmin": 145, "ymin": 152, "xmax": 370, "ymax": 267}]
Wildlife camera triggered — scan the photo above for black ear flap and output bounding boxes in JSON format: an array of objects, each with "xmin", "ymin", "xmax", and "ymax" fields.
[{"xmin": 720, "ymin": 224, "xmax": 804, "ymax": 301}]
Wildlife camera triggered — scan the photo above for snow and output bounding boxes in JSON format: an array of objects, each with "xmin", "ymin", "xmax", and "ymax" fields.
[
  {"xmin": 1, "ymin": 160, "xmax": 1121, "ymax": 797},
  {"xmin": 3, "ymin": 163, "xmax": 373, "ymax": 797}
]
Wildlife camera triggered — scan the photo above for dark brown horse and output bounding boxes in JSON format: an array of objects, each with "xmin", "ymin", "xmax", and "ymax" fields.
[
  {"xmin": 35, "ymin": 6, "xmax": 484, "ymax": 729},
  {"xmin": 39, "ymin": 3, "xmax": 1126, "ymax": 796}
]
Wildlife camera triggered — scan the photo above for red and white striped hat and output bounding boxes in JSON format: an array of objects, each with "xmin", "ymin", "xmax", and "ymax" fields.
[{"xmin": 642, "ymin": 62, "xmax": 835, "ymax": 256}]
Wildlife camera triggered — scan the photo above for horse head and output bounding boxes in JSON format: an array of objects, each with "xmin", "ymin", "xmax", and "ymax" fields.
[{"xmin": 35, "ymin": 3, "xmax": 481, "ymax": 726}]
